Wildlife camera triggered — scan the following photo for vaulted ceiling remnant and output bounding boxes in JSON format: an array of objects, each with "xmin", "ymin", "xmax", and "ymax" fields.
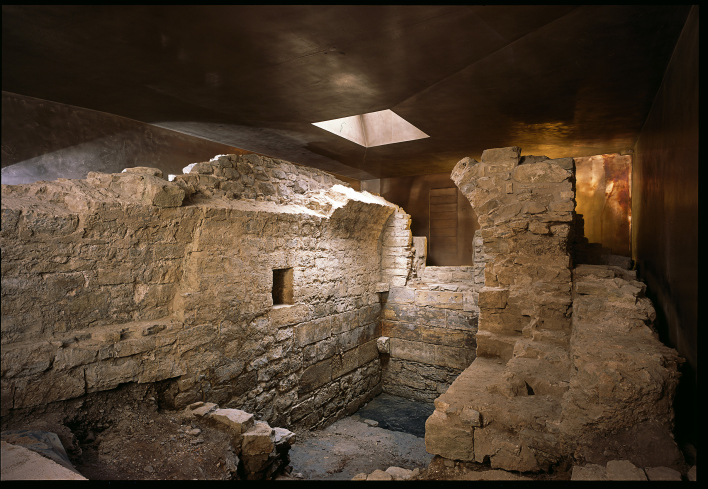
[{"xmin": 1, "ymin": 5, "xmax": 692, "ymax": 180}]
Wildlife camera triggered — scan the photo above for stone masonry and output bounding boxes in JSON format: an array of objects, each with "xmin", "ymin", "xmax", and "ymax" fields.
[
  {"xmin": 425, "ymin": 148, "xmax": 683, "ymax": 473},
  {"xmin": 381, "ymin": 265, "xmax": 479, "ymax": 403},
  {"xmin": 0, "ymin": 154, "xmax": 405, "ymax": 432}
]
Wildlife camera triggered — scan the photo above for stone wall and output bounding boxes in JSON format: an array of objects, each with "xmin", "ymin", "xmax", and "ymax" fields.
[
  {"xmin": 425, "ymin": 147, "xmax": 683, "ymax": 472},
  {"xmin": 0, "ymin": 154, "xmax": 405, "ymax": 431},
  {"xmin": 380, "ymin": 265, "xmax": 479, "ymax": 402},
  {"xmin": 175, "ymin": 153, "xmax": 346, "ymax": 206}
]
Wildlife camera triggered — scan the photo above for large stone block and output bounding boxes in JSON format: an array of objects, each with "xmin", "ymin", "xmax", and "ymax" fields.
[
  {"xmin": 425, "ymin": 409, "xmax": 474, "ymax": 460},
  {"xmin": 267, "ymin": 303, "xmax": 309, "ymax": 327},
  {"xmin": 298, "ymin": 359, "xmax": 331, "ymax": 394},
  {"xmin": 474, "ymin": 428, "xmax": 539, "ymax": 472},
  {"xmin": 242, "ymin": 421, "xmax": 274, "ymax": 456},
  {"xmin": 210, "ymin": 408, "xmax": 255, "ymax": 434},
  {"xmin": 414, "ymin": 290, "xmax": 463, "ymax": 310},
  {"xmin": 390, "ymin": 338, "xmax": 436, "ymax": 365},
  {"xmin": 446, "ymin": 310, "xmax": 478, "ymax": 331},
  {"xmin": 294, "ymin": 317, "xmax": 331, "ymax": 346},
  {"xmin": 388, "ymin": 286, "xmax": 415, "ymax": 304},
  {"xmin": 478, "ymin": 287, "xmax": 509, "ymax": 309}
]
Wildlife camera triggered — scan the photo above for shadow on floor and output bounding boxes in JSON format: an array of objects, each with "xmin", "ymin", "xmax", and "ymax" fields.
[{"xmin": 354, "ymin": 393, "xmax": 435, "ymax": 438}]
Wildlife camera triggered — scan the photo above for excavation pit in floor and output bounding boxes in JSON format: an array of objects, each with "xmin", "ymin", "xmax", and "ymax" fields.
[
  {"xmin": 286, "ymin": 394, "xmax": 435, "ymax": 480},
  {"xmin": 353, "ymin": 393, "xmax": 435, "ymax": 438}
]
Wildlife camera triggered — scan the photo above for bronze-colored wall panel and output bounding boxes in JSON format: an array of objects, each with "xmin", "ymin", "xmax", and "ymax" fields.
[
  {"xmin": 632, "ymin": 6, "xmax": 697, "ymax": 443},
  {"xmin": 574, "ymin": 153, "xmax": 632, "ymax": 256},
  {"xmin": 380, "ymin": 173, "xmax": 478, "ymax": 266}
]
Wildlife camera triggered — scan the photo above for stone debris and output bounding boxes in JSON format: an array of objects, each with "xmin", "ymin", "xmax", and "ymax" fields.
[
  {"xmin": 571, "ymin": 463, "xmax": 608, "ymax": 480},
  {"xmin": 644, "ymin": 466, "xmax": 683, "ymax": 481},
  {"xmin": 605, "ymin": 460, "xmax": 648, "ymax": 480},
  {"xmin": 0, "ymin": 430, "xmax": 82, "ymax": 476},
  {"xmin": 366, "ymin": 469, "xmax": 393, "ymax": 480},
  {"xmin": 385, "ymin": 466, "xmax": 415, "ymax": 480},
  {"xmin": 185, "ymin": 402, "xmax": 295, "ymax": 480},
  {"xmin": 1, "ymin": 441, "xmax": 87, "ymax": 480},
  {"xmin": 351, "ymin": 466, "xmax": 420, "ymax": 481}
]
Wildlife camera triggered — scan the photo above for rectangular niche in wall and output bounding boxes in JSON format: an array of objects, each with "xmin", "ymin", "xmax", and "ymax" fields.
[{"xmin": 272, "ymin": 268, "xmax": 294, "ymax": 306}]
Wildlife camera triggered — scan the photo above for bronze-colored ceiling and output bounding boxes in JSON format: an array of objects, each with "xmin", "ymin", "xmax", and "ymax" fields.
[{"xmin": 2, "ymin": 5, "xmax": 691, "ymax": 180}]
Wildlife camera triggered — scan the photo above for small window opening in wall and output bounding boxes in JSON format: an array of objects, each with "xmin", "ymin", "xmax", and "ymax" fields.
[{"xmin": 272, "ymin": 268, "xmax": 294, "ymax": 306}]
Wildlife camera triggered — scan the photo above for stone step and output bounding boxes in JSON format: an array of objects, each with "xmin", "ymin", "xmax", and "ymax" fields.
[
  {"xmin": 475, "ymin": 331, "xmax": 519, "ymax": 362},
  {"xmin": 419, "ymin": 266, "xmax": 476, "ymax": 285},
  {"xmin": 504, "ymin": 357, "xmax": 570, "ymax": 397}
]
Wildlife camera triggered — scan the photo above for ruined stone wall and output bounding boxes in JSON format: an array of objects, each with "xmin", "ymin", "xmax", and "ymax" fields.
[
  {"xmin": 425, "ymin": 147, "xmax": 683, "ymax": 472},
  {"xmin": 451, "ymin": 147, "xmax": 575, "ymax": 361},
  {"xmin": 380, "ymin": 265, "xmax": 479, "ymax": 403},
  {"xmin": 1, "ymin": 155, "xmax": 401, "ymax": 431},
  {"xmin": 175, "ymin": 153, "xmax": 344, "ymax": 205}
]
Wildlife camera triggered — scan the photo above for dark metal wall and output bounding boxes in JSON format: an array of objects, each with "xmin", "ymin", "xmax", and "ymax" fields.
[
  {"xmin": 379, "ymin": 173, "xmax": 478, "ymax": 266},
  {"xmin": 632, "ymin": 6, "xmax": 697, "ymax": 443},
  {"xmin": 1, "ymin": 92, "xmax": 255, "ymax": 185}
]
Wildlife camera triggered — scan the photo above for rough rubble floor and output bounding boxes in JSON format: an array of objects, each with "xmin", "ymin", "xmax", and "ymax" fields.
[{"xmin": 3, "ymin": 390, "xmax": 693, "ymax": 480}]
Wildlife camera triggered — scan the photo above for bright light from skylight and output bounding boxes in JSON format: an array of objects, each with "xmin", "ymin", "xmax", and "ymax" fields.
[{"xmin": 312, "ymin": 109, "xmax": 428, "ymax": 148}]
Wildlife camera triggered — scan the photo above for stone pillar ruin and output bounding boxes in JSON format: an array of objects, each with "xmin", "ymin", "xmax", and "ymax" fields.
[{"xmin": 425, "ymin": 147, "xmax": 683, "ymax": 473}]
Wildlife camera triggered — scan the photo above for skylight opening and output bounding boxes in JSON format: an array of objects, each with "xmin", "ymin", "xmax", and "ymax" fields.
[{"xmin": 312, "ymin": 109, "xmax": 428, "ymax": 148}]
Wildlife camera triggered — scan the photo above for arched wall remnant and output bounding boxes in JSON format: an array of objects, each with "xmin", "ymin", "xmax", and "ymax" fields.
[{"xmin": 0, "ymin": 155, "xmax": 402, "ymax": 430}]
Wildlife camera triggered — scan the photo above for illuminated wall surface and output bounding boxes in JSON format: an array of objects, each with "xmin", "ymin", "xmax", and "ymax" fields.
[{"xmin": 574, "ymin": 153, "xmax": 632, "ymax": 257}]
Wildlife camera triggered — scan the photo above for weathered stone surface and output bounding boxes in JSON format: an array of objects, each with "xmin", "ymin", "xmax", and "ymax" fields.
[
  {"xmin": 644, "ymin": 466, "xmax": 682, "ymax": 481},
  {"xmin": 415, "ymin": 290, "xmax": 463, "ymax": 309},
  {"xmin": 425, "ymin": 409, "xmax": 474, "ymax": 460},
  {"xmin": 605, "ymin": 460, "xmax": 648, "ymax": 480},
  {"xmin": 273, "ymin": 427, "xmax": 295, "ymax": 447},
  {"xmin": 426, "ymin": 148, "xmax": 681, "ymax": 476},
  {"xmin": 481, "ymin": 146, "xmax": 521, "ymax": 164},
  {"xmin": 367, "ymin": 469, "xmax": 393, "ymax": 480},
  {"xmin": 242, "ymin": 421, "xmax": 275, "ymax": 456},
  {"xmin": 571, "ymin": 464, "xmax": 608, "ymax": 480},
  {"xmin": 385, "ymin": 466, "xmax": 414, "ymax": 480},
  {"xmin": 376, "ymin": 336, "xmax": 390, "ymax": 354},
  {"xmin": 122, "ymin": 166, "xmax": 164, "ymax": 178},
  {"xmin": 190, "ymin": 402, "xmax": 218, "ymax": 417},
  {"xmin": 0, "ymin": 155, "xmax": 394, "ymax": 432},
  {"xmin": 210, "ymin": 408, "xmax": 254, "ymax": 434}
]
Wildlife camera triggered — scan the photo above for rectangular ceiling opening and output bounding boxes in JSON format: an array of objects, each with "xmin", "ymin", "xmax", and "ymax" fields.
[
  {"xmin": 312, "ymin": 109, "xmax": 428, "ymax": 148},
  {"xmin": 272, "ymin": 268, "xmax": 294, "ymax": 306}
]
